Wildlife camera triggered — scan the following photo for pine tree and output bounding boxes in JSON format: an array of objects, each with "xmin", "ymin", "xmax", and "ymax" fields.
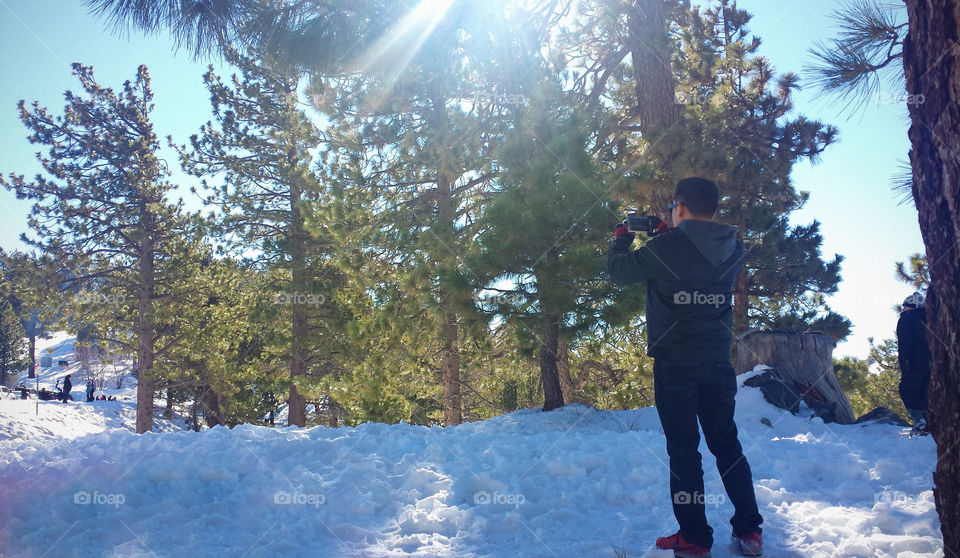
[
  {"xmin": 176, "ymin": 47, "xmax": 345, "ymax": 427},
  {"xmin": 545, "ymin": 1, "xmax": 849, "ymax": 339},
  {"xmin": 894, "ymin": 253, "xmax": 928, "ymax": 290},
  {"xmin": 834, "ymin": 354, "xmax": 906, "ymax": 419},
  {"xmin": 157, "ymin": 256, "xmax": 289, "ymax": 428},
  {"xmin": 0, "ymin": 250, "xmax": 57, "ymax": 380},
  {"xmin": 311, "ymin": 0, "xmax": 521, "ymax": 424},
  {"xmin": 0, "ymin": 298, "xmax": 27, "ymax": 386},
  {"xmin": 0, "ymin": 64, "xmax": 195, "ymax": 433},
  {"xmin": 670, "ymin": 2, "xmax": 848, "ymax": 338},
  {"xmin": 473, "ymin": 102, "xmax": 619, "ymax": 411}
]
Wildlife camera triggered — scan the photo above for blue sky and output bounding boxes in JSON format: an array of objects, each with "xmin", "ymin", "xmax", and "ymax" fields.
[{"xmin": 0, "ymin": 0, "xmax": 925, "ymax": 359}]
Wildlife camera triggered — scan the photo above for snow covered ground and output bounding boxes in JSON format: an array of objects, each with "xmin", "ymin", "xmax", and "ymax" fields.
[
  {"xmin": 0, "ymin": 366, "xmax": 942, "ymax": 558},
  {"xmin": 11, "ymin": 331, "xmax": 138, "ymax": 402}
]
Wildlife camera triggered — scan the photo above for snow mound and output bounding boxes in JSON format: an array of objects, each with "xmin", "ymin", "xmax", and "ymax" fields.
[
  {"xmin": 0, "ymin": 400, "xmax": 184, "ymax": 442},
  {"xmin": 0, "ymin": 379, "xmax": 942, "ymax": 557}
]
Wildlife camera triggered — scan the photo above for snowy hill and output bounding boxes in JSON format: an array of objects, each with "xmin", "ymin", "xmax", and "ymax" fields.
[
  {"xmin": 0, "ymin": 372, "xmax": 942, "ymax": 557},
  {"xmin": 13, "ymin": 331, "xmax": 138, "ymax": 402}
]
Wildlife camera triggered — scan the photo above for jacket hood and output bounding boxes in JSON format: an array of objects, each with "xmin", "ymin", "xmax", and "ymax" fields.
[{"xmin": 677, "ymin": 220, "xmax": 739, "ymax": 266}]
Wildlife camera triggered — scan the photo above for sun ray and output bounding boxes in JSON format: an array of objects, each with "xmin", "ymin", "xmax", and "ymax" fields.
[{"xmin": 349, "ymin": 0, "xmax": 455, "ymax": 109}]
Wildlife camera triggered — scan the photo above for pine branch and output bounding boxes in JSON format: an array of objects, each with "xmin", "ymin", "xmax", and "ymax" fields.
[{"xmin": 805, "ymin": 0, "xmax": 907, "ymax": 114}]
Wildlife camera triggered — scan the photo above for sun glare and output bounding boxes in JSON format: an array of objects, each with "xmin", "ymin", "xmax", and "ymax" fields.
[{"xmin": 350, "ymin": 0, "xmax": 455, "ymax": 102}]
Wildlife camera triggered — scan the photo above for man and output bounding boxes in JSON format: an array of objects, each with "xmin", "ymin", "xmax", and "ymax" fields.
[
  {"xmin": 896, "ymin": 291, "xmax": 931, "ymax": 433},
  {"xmin": 60, "ymin": 374, "xmax": 72, "ymax": 403},
  {"xmin": 607, "ymin": 177, "xmax": 763, "ymax": 557}
]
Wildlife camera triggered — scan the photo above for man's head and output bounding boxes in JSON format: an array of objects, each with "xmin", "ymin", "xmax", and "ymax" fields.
[
  {"xmin": 902, "ymin": 291, "xmax": 926, "ymax": 311},
  {"xmin": 671, "ymin": 177, "xmax": 719, "ymax": 225}
]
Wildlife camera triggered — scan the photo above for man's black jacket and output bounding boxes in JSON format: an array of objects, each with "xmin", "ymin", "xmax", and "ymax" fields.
[
  {"xmin": 607, "ymin": 219, "xmax": 744, "ymax": 363},
  {"xmin": 897, "ymin": 307, "xmax": 931, "ymax": 379}
]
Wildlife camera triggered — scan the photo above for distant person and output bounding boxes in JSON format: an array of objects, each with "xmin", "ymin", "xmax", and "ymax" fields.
[
  {"xmin": 86, "ymin": 380, "xmax": 95, "ymax": 402},
  {"xmin": 897, "ymin": 291, "xmax": 931, "ymax": 433},
  {"xmin": 607, "ymin": 177, "xmax": 763, "ymax": 556},
  {"xmin": 20, "ymin": 385, "xmax": 28, "ymax": 399},
  {"xmin": 60, "ymin": 375, "xmax": 72, "ymax": 403}
]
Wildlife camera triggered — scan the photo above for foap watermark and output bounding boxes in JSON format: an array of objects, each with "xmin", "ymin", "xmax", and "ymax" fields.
[
  {"xmin": 273, "ymin": 490, "xmax": 325, "ymax": 508},
  {"xmin": 473, "ymin": 292, "xmax": 524, "ymax": 306},
  {"xmin": 673, "ymin": 491, "xmax": 725, "ymax": 507},
  {"xmin": 74, "ymin": 490, "xmax": 125, "ymax": 508},
  {"xmin": 874, "ymin": 490, "xmax": 910, "ymax": 505},
  {"xmin": 76, "ymin": 292, "xmax": 126, "ymax": 308},
  {"xmin": 674, "ymin": 90, "xmax": 712, "ymax": 105},
  {"xmin": 274, "ymin": 291, "xmax": 326, "ymax": 308},
  {"xmin": 474, "ymin": 91, "xmax": 527, "ymax": 107},
  {"xmin": 874, "ymin": 91, "xmax": 926, "ymax": 106},
  {"xmin": 673, "ymin": 290, "xmax": 726, "ymax": 308},
  {"xmin": 474, "ymin": 490, "xmax": 525, "ymax": 507}
]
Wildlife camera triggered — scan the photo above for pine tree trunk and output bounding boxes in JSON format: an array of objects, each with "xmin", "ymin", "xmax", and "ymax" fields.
[
  {"xmin": 540, "ymin": 311, "xmax": 565, "ymax": 412},
  {"xmin": 27, "ymin": 334, "xmax": 35, "ymax": 379},
  {"xmin": 733, "ymin": 268, "xmax": 750, "ymax": 334},
  {"xmin": 164, "ymin": 382, "xmax": 173, "ymax": 419},
  {"xmin": 135, "ymin": 234, "xmax": 155, "ymax": 434},
  {"xmin": 557, "ymin": 332, "xmax": 575, "ymax": 403},
  {"xmin": 437, "ymin": 172, "xmax": 462, "ymax": 426},
  {"xmin": 288, "ymin": 167, "xmax": 308, "ymax": 428},
  {"xmin": 440, "ymin": 302, "xmax": 461, "ymax": 425},
  {"xmin": 202, "ymin": 385, "xmax": 224, "ymax": 428},
  {"xmin": 626, "ymin": 0, "xmax": 681, "ymax": 133},
  {"xmin": 734, "ymin": 331, "xmax": 855, "ymax": 424},
  {"xmin": 902, "ymin": 2, "xmax": 960, "ymax": 550}
]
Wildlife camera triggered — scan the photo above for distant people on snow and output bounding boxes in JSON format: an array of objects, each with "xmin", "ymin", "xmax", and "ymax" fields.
[
  {"xmin": 59, "ymin": 375, "xmax": 72, "ymax": 403},
  {"xmin": 86, "ymin": 380, "xmax": 95, "ymax": 402}
]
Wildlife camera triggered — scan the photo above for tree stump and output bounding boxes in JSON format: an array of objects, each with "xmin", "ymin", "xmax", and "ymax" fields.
[{"xmin": 735, "ymin": 330, "xmax": 855, "ymax": 424}]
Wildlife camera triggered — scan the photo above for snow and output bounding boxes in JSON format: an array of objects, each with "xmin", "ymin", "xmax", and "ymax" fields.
[
  {"xmin": 13, "ymin": 332, "xmax": 138, "ymax": 402},
  {"xmin": 0, "ymin": 354, "xmax": 943, "ymax": 557}
]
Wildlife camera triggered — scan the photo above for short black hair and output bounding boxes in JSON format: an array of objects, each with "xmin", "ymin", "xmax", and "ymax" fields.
[{"xmin": 673, "ymin": 177, "xmax": 719, "ymax": 218}]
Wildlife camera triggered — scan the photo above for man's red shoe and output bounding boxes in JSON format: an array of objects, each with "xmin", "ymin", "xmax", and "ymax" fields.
[
  {"xmin": 732, "ymin": 531, "xmax": 762, "ymax": 556},
  {"xmin": 655, "ymin": 531, "xmax": 712, "ymax": 557}
]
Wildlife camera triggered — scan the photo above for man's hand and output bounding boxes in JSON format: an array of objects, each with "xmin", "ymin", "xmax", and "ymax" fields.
[
  {"xmin": 614, "ymin": 223, "xmax": 635, "ymax": 245},
  {"xmin": 648, "ymin": 216, "xmax": 670, "ymax": 236}
]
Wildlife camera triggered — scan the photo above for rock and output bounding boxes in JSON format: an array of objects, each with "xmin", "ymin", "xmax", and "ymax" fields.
[
  {"xmin": 743, "ymin": 368, "xmax": 844, "ymax": 424},
  {"xmin": 807, "ymin": 400, "xmax": 839, "ymax": 424},
  {"xmin": 744, "ymin": 369, "xmax": 802, "ymax": 414},
  {"xmin": 855, "ymin": 407, "xmax": 911, "ymax": 427}
]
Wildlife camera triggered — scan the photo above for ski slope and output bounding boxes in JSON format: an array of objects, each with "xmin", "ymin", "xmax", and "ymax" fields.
[{"xmin": 0, "ymin": 369, "xmax": 942, "ymax": 558}]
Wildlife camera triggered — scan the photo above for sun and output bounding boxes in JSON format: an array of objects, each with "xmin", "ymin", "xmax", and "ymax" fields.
[{"xmin": 350, "ymin": 0, "xmax": 456, "ymax": 96}]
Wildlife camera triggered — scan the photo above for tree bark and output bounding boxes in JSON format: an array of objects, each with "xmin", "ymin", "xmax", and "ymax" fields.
[
  {"xmin": 437, "ymin": 171, "xmax": 462, "ymax": 426},
  {"xmin": 201, "ymin": 384, "xmax": 224, "ymax": 428},
  {"xmin": 733, "ymin": 268, "xmax": 750, "ymax": 334},
  {"xmin": 28, "ymin": 334, "xmax": 35, "ymax": 379},
  {"xmin": 557, "ymin": 332, "xmax": 576, "ymax": 403},
  {"xmin": 164, "ymin": 382, "xmax": 173, "ymax": 419},
  {"xmin": 540, "ymin": 311, "xmax": 565, "ymax": 412},
  {"xmin": 626, "ymin": 0, "xmax": 681, "ymax": 133},
  {"xmin": 735, "ymin": 330, "xmax": 855, "ymax": 424},
  {"xmin": 135, "ymin": 233, "xmax": 155, "ymax": 434},
  {"xmin": 288, "ymin": 162, "xmax": 308, "ymax": 428},
  {"xmin": 902, "ymin": 2, "xmax": 960, "ymax": 550}
]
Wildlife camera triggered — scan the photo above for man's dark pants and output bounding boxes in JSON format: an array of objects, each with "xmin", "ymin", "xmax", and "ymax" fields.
[{"xmin": 653, "ymin": 360, "xmax": 763, "ymax": 548}]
